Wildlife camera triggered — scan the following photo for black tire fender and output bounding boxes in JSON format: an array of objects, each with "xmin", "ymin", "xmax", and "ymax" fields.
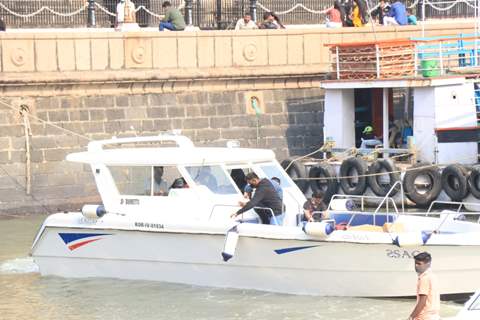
[
  {"xmin": 403, "ymin": 163, "xmax": 442, "ymax": 206},
  {"xmin": 281, "ymin": 158, "xmax": 309, "ymax": 193},
  {"xmin": 467, "ymin": 167, "xmax": 480, "ymax": 199},
  {"xmin": 367, "ymin": 159, "xmax": 401, "ymax": 197},
  {"xmin": 339, "ymin": 157, "xmax": 368, "ymax": 195},
  {"xmin": 309, "ymin": 163, "xmax": 339, "ymax": 202},
  {"xmin": 441, "ymin": 164, "xmax": 469, "ymax": 201}
]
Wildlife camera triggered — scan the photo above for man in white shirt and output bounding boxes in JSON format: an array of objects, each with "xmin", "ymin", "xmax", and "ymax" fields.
[
  {"xmin": 116, "ymin": 0, "xmax": 136, "ymax": 26},
  {"xmin": 235, "ymin": 12, "xmax": 258, "ymax": 30}
]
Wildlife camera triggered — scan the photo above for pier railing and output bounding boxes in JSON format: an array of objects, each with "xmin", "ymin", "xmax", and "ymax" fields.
[
  {"xmin": 0, "ymin": 0, "xmax": 479, "ymax": 29},
  {"xmin": 329, "ymin": 35, "xmax": 480, "ymax": 80}
]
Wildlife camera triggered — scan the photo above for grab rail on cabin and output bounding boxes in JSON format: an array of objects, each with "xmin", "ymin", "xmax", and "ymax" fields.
[
  {"xmin": 327, "ymin": 195, "xmax": 399, "ymax": 228},
  {"xmin": 426, "ymin": 200, "xmax": 480, "ymax": 224},
  {"xmin": 88, "ymin": 133, "xmax": 194, "ymax": 152}
]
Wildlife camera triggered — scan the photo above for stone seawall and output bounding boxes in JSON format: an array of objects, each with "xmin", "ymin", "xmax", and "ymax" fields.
[
  {"xmin": 0, "ymin": 21, "xmax": 476, "ymax": 215},
  {"xmin": 0, "ymin": 83, "xmax": 324, "ymax": 214}
]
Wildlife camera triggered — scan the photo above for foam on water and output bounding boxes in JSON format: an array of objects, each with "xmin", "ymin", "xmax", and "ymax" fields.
[{"xmin": 0, "ymin": 257, "xmax": 39, "ymax": 274}]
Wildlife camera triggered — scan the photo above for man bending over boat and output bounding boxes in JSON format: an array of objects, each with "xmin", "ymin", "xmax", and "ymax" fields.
[
  {"xmin": 231, "ymin": 172, "xmax": 283, "ymax": 225},
  {"xmin": 302, "ymin": 191, "xmax": 328, "ymax": 222},
  {"xmin": 409, "ymin": 252, "xmax": 440, "ymax": 320}
]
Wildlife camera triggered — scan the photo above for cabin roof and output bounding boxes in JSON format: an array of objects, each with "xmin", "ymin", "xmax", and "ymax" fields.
[{"xmin": 66, "ymin": 147, "xmax": 276, "ymax": 166}]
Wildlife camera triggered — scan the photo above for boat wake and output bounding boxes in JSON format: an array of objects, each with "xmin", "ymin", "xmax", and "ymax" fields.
[{"xmin": 0, "ymin": 257, "xmax": 39, "ymax": 274}]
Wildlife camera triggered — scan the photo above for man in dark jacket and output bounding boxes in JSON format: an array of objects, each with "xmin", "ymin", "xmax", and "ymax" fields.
[{"xmin": 231, "ymin": 172, "xmax": 283, "ymax": 225}]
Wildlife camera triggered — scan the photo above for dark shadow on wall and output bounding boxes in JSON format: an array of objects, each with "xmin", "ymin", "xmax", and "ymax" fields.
[{"xmin": 284, "ymin": 96, "xmax": 325, "ymax": 159}]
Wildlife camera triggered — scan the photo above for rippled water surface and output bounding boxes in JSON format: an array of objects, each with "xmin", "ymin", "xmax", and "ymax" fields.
[{"xmin": 0, "ymin": 215, "xmax": 462, "ymax": 320}]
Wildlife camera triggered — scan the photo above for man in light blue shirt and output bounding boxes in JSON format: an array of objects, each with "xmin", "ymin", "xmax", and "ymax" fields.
[{"xmin": 384, "ymin": 0, "xmax": 407, "ymax": 26}]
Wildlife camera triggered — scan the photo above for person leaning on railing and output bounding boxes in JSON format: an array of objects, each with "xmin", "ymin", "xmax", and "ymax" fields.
[{"xmin": 0, "ymin": 18, "xmax": 6, "ymax": 31}]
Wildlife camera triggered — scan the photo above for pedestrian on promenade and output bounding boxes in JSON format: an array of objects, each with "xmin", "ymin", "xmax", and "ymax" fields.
[
  {"xmin": 325, "ymin": 1, "xmax": 344, "ymax": 28},
  {"xmin": 116, "ymin": 0, "xmax": 136, "ymax": 27},
  {"xmin": 409, "ymin": 252, "xmax": 440, "ymax": 320},
  {"xmin": 0, "ymin": 18, "xmax": 6, "ymax": 31},
  {"xmin": 350, "ymin": 0, "xmax": 367, "ymax": 27},
  {"xmin": 259, "ymin": 12, "xmax": 279, "ymax": 29},
  {"xmin": 384, "ymin": 0, "xmax": 407, "ymax": 25},
  {"xmin": 159, "ymin": 1, "xmax": 186, "ymax": 31},
  {"xmin": 235, "ymin": 12, "xmax": 258, "ymax": 30}
]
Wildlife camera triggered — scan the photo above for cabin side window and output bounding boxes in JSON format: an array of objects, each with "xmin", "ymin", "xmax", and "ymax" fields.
[
  {"xmin": 185, "ymin": 165, "xmax": 237, "ymax": 195},
  {"xmin": 108, "ymin": 166, "xmax": 186, "ymax": 196}
]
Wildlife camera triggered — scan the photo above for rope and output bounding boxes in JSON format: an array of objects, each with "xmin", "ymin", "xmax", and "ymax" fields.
[
  {"xmin": 425, "ymin": 0, "xmax": 478, "ymax": 10},
  {"xmin": 19, "ymin": 107, "xmax": 32, "ymax": 195},
  {"xmin": 94, "ymin": 2, "xmax": 116, "ymax": 17},
  {"xmin": 0, "ymin": 163, "xmax": 54, "ymax": 215},
  {"xmin": 0, "ymin": 2, "xmax": 88, "ymax": 18},
  {"xmin": 0, "ymin": 98, "xmax": 91, "ymax": 142},
  {"xmin": 256, "ymin": 2, "xmax": 327, "ymax": 15}
]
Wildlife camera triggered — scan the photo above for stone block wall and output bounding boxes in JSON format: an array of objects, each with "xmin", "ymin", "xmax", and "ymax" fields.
[{"xmin": 0, "ymin": 86, "xmax": 324, "ymax": 215}]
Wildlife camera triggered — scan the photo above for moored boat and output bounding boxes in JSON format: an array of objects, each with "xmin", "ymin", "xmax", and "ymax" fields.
[{"xmin": 31, "ymin": 133, "xmax": 480, "ymax": 297}]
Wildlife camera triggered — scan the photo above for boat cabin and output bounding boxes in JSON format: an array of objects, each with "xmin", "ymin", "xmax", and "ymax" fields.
[{"xmin": 66, "ymin": 134, "xmax": 307, "ymax": 226}]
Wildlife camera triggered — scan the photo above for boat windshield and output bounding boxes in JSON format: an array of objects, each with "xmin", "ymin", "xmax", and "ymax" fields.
[
  {"xmin": 185, "ymin": 165, "xmax": 238, "ymax": 195},
  {"xmin": 258, "ymin": 163, "xmax": 292, "ymax": 188}
]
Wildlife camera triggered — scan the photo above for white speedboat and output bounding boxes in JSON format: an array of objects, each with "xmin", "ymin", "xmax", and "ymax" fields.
[
  {"xmin": 445, "ymin": 290, "xmax": 480, "ymax": 320},
  {"xmin": 31, "ymin": 134, "xmax": 480, "ymax": 297}
]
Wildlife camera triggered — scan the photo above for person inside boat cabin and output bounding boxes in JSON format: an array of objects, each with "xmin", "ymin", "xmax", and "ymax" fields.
[
  {"xmin": 146, "ymin": 166, "xmax": 169, "ymax": 196},
  {"xmin": 232, "ymin": 172, "xmax": 283, "ymax": 225},
  {"xmin": 360, "ymin": 125, "xmax": 382, "ymax": 149},
  {"xmin": 409, "ymin": 252, "xmax": 440, "ymax": 320},
  {"xmin": 302, "ymin": 191, "xmax": 328, "ymax": 222}
]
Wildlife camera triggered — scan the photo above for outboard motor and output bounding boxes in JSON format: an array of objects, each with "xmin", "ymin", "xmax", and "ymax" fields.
[{"xmin": 81, "ymin": 205, "xmax": 107, "ymax": 220}]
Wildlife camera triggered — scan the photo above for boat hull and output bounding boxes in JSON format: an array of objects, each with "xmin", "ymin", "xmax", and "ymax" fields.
[{"xmin": 32, "ymin": 226, "xmax": 480, "ymax": 297}]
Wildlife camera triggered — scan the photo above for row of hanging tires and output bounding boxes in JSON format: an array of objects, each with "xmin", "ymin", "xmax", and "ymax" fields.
[{"xmin": 281, "ymin": 157, "xmax": 480, "ymax": 207}]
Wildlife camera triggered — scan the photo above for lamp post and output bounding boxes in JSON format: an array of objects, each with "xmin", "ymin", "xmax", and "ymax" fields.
[
  {"xmin": 250, "ymin": 0, "xmax": 257, "ymax": 22},
  {"xmin": 87, "ymin": 0, "xmax": 96, "ymax": 27},
  {"xmin": 185, "ymin": 0, "xmax": 193, "ymax": 26}
]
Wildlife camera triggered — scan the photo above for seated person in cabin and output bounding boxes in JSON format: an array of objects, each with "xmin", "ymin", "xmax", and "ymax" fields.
[
  {"xmin": 170, "ymin": 177, "xmax": 188, "ymax": 189},
  {"xmin": 146, "ymin": 166, "xmax": 169, "ymax": 196},
  {"xmin": 231, "ymin": 172, "xmax": 283, "ymax": 225},
  {"xmin": 303, "ymin": 191, "xmax": 328, "ymax": 222},
  {"xmin": 359, "ymin": 125, "xmax": 382, "ymax": 149}
]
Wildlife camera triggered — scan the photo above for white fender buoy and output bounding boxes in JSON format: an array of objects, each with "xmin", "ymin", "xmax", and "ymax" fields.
[
  {"xmin": 81, "ymin": 205, "xmax": 106, "ymax": 219},
  {"xmin": 393, "ymin": 231, "xmax": 431, "ymax": 247},
  {"xmin": 329, "ymin": 199, "xmax": 355, "ymax": 211},
  {"xmin": 302, "ymin": 221, "xmax": 334, "ymax": 239},
  {"xmin": 222, "ymin": 225, "xmax": 239, "ymax": 262}
]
